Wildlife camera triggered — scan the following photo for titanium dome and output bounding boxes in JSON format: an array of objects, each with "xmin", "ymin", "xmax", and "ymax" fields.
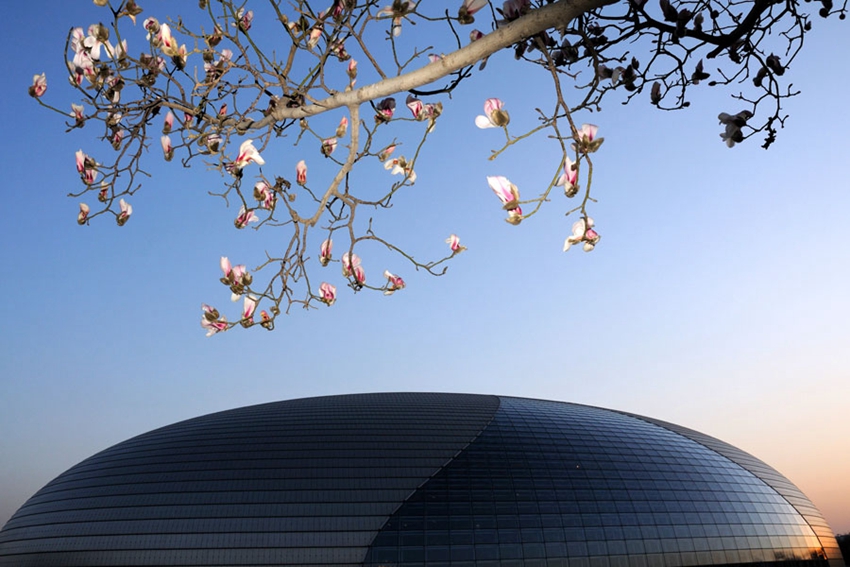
[{"xmin": 0, "ymin": 393, "xmax": 842, "ymax": 567}]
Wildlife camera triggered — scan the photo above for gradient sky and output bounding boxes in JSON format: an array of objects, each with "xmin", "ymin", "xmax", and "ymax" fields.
[{"xmin": 1, "ymin": 1, "xmax": 848, "ymax": 538}]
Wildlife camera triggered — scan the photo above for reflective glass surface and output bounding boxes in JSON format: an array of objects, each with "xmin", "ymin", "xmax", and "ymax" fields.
[{"xmin": 0, "ymin": 394, "xmax": 841, "ymax": 567}]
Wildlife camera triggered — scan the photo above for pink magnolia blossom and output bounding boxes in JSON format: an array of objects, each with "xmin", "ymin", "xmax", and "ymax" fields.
[
  {"xmin": 347, "ymin": 59, "xmax": 358, "ymax": 80},
  {"xmin": 475, "ymin": 98, "xmax": 509, "ymax": 128},
  {"xmin": 459, "ymin": 0, "xmax": 489, "ymax": 24},
  {"xmin": 163, "ymin": 111, "xmax": 174, "ymax": 134},
  {"xmin": 376, "ymin": 98, "xmax": 396, "ymax": 122},
  {"xmin": 220, "ymin": 257, "xmax": 252, "ymax": 301},
  {"xmin": 428, "ymin": 53, "xmax": 444, "ymax": 63},
  {"xmin": 116, "ymin": 199, "xmax": 132, "ymax": 226},
  {"xmin": 227, "ymin": 139, "xmax": 265, "ymax": 175},
  {"xmin": 320, "ymin": 238, "xmax": 333, "ymax": 266},
  {"xmin": 253, "ymin": 181, "xmax": 276, "ymax": 209},
  {"xmin": 378, "ymin": 144, "xmax": 396, "ymax": 161},
  {"xmin": 77, "ymin": 203, "xmax": 90, "ymax": 225},
  {"xmin": 500, "ymin": 0, "xmax": 530, "ymax": 21},
  {"xmin": 321, "ymin": 138, "xmax": 337, "ymax": 157},
  {"xmin": 200, "ymin": 304, "xmax": 228, "ymax": 337},
  {"xmin": 556, "ymin": 155, "xmax": 578, "ymax": 196},
  {"xmin": 383, "ymin": 270, "xmax": 406, "ymax": 295},
  {"xmin": 487, "ymin": 176, "xmax": 523, "ymax": 225},
  {"xmin": 29, "ymin": 73, "xmax": 47, "ymax": 98},
  {"xmin": 158, "ymin": 24, "xmax": 180, "ymax": 57},
  {"xmin": 236, "ymin": 8, "xmax": 254, "ymax": 31},
  {"xmin": 336, "ymin": 116, "xmax": 349, "ymax": 138},
  {"xmin": 143, "ymin": 17, "xmax": 160, "ymax": 41},
  {"xmin": 342, "ymin": 252, "xmax": 365, "ymax": 284},
  {"xmin": 446, "ymin": 234, "xmax": 466, "ymax": 253},
  {"xmin": 406, "ymin": 94, "xmax": 423, "ymax": 118},
  {"xmin": 563, "ymin": 217, "xmax": 601, "ymax": 252},
  {"xmin": 83, "ymin": 24, "xmax": 112, "ymax": 61},
  {"xmin": 307, "ymin": 26, "xmax": 323, "ymax": 49},
  {"xmin": 111, "ymin": 129, "xmax": 125, "ymax": 150},
  {"xmin": 572, "ymin": 123, "xmax": 604, "ymax": 153},
  {"xmin": 319, "ymin": 282, "xmax": 337, "ymax": 305},
  {"xmin": 296, "ymin": 160, "xmax": 308, "ymax": 185},
  {"xmin": 70, "ymin": 103, "xmax": 85, "ymax": 125},
  {"xmin": 242, "ymin": 295, "xmax": 258, "ymax": 320},
  {"xmin": 161, "ymin": 135, "xmax": 173, "ymax": 161},
  {"xmin": 234, "ymin": 205, "xmax": 258, "ymax": 229},
  {"xmin": 75, "ymin": 149, "xmax": 98, "ymax": 185},
  {"xmin": 377, "ymin": 1, "xmax": 416, "ymax": 36}
]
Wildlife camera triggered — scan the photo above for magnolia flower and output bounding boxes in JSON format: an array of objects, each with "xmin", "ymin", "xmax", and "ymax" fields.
[
  {"xmin": 718, "ymin": 110, "xmax": 752, "ymax": 148},
  {"xmin": 117, "ymin": 199, "xmax": 132, "ymax": 226},
  {"xmin": 143, "ymin": 17, "xmax": 160, "ymax": 41},
  {"xmin": 320, "ymin": 238, "xmax": 333, "ymax": 266},
  {"xmin": 75, "ymin": 149, "xmax": 98, "ymax": 185},
  {"xmin": 307, "ymin": 26, "xmax": 323, "ymax": 49},
  {"xmin": 378, "ymin": 145, "xmax": 396, "ymax": 161},
  {"xmin": 70, "ymin": 27, "xmax": 86, "ymax": 54},
  {"xmin": 376, "ymin": 98, "xmax": 396, "ymax": 122},
  {"xmin": 319, "ymin": 282, "xmax": 337, "ymax": 305},
  {"xmin": 234, "ymin": 205, "xmax": 258, "ymax": 229},
  {"xmin": 383, "ymin": 270, "xmax": 406, "ymax": 295},
  {"xmin": 296, "ymin": 160, "xmax": 308, "ymax": 185},
  {"xmin": 112, "ymin": 39, "xmax": 129, "ymax": 63},
  {"xmin": 406, "ymin": 94, "xmax": 423, "ymax": 118},
  {"xmin": 475, "ymin": 98, "xmax": 510, "ymax": 128},
  {"xmin": 77, "ymin": 203, "xmax": 90, "ymax": 225},
  {"xmin": 446, "ymin": 234, "xmax": 466, "ymax": 253},
  {"xmin": 428, "ymin": 53, "xmax": 444, "ymax": 63},
  {"xmin": 347, "ymin": 59, "xmax": 358, "ymax": 80},
  {"xmin": 459, "ymin": 0, "xmax": 489, "ymax": 24},
  {"xmin": 253, "ymin": 181, "xmax": 276, "ymax": 209},
  {"xmin": 227, "ymin": 139, "xmax": 265, "ymax": 175},
  {"xmin": 336, "ymin": 116, "xmax": 349, "ymax": 138},
  {"xmin": 487, "ymin": 175, "xmax": 522, "ymax": 224},
  {"xmin": 161, "ymin": 135, "xmax": 173, "ymax": 161},
  {"xmin": 330, "ymin": 41, "xmax": 350, "ymax": 61},
  {"xmin": 384, "ymin": 156, "xmax": 416, "ymax": 183},
  {"xmin": 71, "ymin": 103, "xmax": 85, "ymax": 126},
  {"xmin": 204, "ymin": 133, "xmax": 222, "ymax": 153},
  {"xmin": 556, "ymin": 155, "xmax": 579, "ymax": 197},
  {"xmin": 83, "ymin": 24, "xmax": 112, "ymax": 61},
  {"xmin": 163, "ymin": 111, "xmax": 174, "ymax": 134},
  {"xmin": 242, "ymin": 295, "xmax": 258, "ymax": 321},
  {"xmin": 110, "ymin": 129, "xmax": 125, "ymax": 150},
  {"xmin": 200, "ymin": 304, "xmax": 227, "ymax": 337},
  {"xmin": 221, "ymin": 257, "xmax": 252, "ymax": 301},
  {"xmin": 377, "ymin": 0, "xmax": 416, "ymax": 36},
  {"xmin": 321, "ymin": 138, "xmax": 337, "ymax": 157},
  {"xmin": 29, "ymin": 73, "xmax": 47, "ymax": 98},
  {"xmin": 500, "ymin": 0, "xmax": 530, "ymax": 21},
  {"xmin": 572, "ymin": 123, "xmax": 604, "ymax": 153},
  {"xmin": 563, "ymin": 217, "xmax": 601, "ymax": 252},
  {"xmin": 158, "ymin": 24, "xmax": 179, "ymax": 57},
  {"xmin": 236, "ymin": 8, "xmax": 254, "ymax": 31},
  {"xmin": 342, "ymin": 252, "xmax": 365, "ymax": 284}
]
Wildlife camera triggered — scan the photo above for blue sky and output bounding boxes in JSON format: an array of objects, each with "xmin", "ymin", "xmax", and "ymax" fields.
[{"xmin": 1, "ymin": 1, "xmax": 848, "ymax": 535}]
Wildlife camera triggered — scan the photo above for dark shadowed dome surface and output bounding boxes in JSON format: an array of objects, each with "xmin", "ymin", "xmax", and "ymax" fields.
[{"xmin": 0, "ymin": 393, "xmax": 843, "ymax": 567}]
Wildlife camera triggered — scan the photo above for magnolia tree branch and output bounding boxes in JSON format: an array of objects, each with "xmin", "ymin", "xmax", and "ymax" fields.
[{"xmin": 29, "ymin": 0, "xmax": 844, "ymax": 336}]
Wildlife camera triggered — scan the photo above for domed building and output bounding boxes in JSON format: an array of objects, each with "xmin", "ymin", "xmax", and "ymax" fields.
[{"xmin": 0, "ymin": 393, "xmax": 843, "ymax": 567}]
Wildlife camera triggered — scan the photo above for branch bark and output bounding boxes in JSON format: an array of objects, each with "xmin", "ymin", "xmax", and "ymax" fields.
[{"xmin": 243, "ymin": 0, "xmax": 617, "ymax": 127}]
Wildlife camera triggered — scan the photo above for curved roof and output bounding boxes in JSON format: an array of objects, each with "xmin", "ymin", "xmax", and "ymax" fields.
[{"xmin": 0, "ymin": 393, "xmax": 842, "ymax": 567}]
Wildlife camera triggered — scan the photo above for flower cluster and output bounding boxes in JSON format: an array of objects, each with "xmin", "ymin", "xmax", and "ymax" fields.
[{"xmin": 75, "ymin": 150, "xmax": 98, "ymax": 185}]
